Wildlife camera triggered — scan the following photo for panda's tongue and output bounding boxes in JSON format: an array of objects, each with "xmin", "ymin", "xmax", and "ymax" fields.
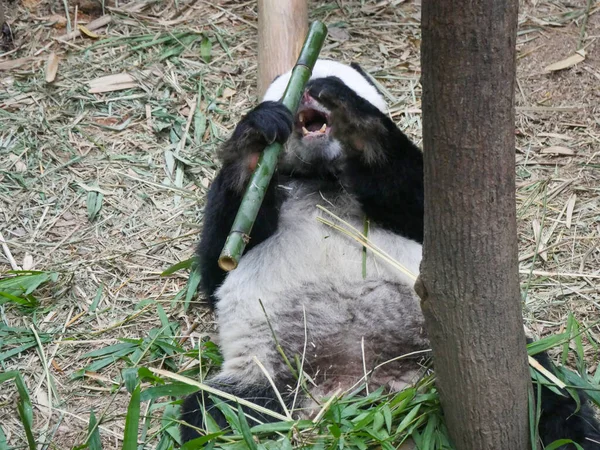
[
  {"xmin": 299, "ymin": 109, "xmax": 329, "ymax": 136},
  {"xmin": 304, "ymin": 123, "xmax": 327, "ymax": 134},
  {"xmin": 307, "ymin": 120, "xmax": 326, "ymax": 132}
]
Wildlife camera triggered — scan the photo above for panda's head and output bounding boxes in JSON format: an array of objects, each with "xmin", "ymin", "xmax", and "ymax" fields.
[{"xmin": 262, "ymin": 60, "xmax": 387, "ymax": 177}]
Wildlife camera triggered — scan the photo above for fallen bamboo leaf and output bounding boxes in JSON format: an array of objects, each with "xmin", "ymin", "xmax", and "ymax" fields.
[
  {"xmin": 544, "ymin": 49, "xmax": 585, "ymax": 72},
  {"xmin": 45, "ymin": 52, "xmax": 59, "ymax": 83},
  {"xmin": 539, "ymin": 146, "xmax": 575, "ymax": 156},
  {"xmin": 56, "ymin": 15, "xmax": 112, "ymax": 41},
  {"xmin": 0, "ymin": 56, "xmax": 39, "ymax": 71},
  {"xmin": 8, "ymin": 154, "xmax": 27, "ymax": 172},
  {"xmin": 89, "ymin": 81, "xmax": 137, "ymax": 93},
  {"xmin": 222, "ymin": 87, "xmax": 236, "ymax": 98},
  {"xmin": 532, "ymin": 219, "xmax": 547, "ymax": 261},
  {"xmin": 88, "ymin": 73, "xmax": 136, "ymax": 87},
  {"xmin": 565, "ymin": 194, "xmax": 576, "ymax": 229},
  {"xmin": 87, "ymin": 70, "xmax": 157, "ymax": 94},
  {"xmin": 78, "ymin": 25, "xmax": 100, "ymax": 39},
  {"xmin": 538, "ymin": 132, "xmax": 572, "ymax": 140},
  {"xmin": 22, "ymin": 253, "xmax": 33, "ymax": 271},
  {"xmin": 528, "ymin": 355, "xmax": 567, "ymax": 389},
  {"xmin": 45, "ymin": 14, "xmax": 67, "ymax": 29}
]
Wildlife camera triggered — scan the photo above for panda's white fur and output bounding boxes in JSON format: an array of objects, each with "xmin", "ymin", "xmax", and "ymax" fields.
[
  {"xmin": 263, "ymin": 59, "xmax": 388, "ymax": 113},
  {"xmin": 215, "ymin": 181, "xmax": 423, "ymax": 384}
]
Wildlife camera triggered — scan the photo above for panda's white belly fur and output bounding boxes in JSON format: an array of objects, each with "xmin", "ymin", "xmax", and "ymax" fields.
[{"xmin": 214, "ymin": 183, "xmax": 426, "ymax": 389}]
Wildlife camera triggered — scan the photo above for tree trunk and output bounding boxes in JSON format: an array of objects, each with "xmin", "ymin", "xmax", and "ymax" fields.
[
  {"xmin": 418, "ymin": 0, "xmax": 529, "ymax": 449},
  {"xmin": 257, "ymin": 0, "xmax": 308, "ymax": 97},
  {"xmin": 0, "ymin": 1, "xmax": 5, "ymax": 29}
]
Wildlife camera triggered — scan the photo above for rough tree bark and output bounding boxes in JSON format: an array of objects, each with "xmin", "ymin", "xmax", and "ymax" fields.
[
  {"xmin": 417, "ymin": 0, "xmax": 530, "ymax": 449},
  {"xmin": 257, "ymin": 0, "xmax": 308, "ymax": 97}
]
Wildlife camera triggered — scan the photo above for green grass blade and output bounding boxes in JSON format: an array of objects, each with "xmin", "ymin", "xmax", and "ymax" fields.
[
  {"xmin": 250, "ymin": 420, "xmax": 313, "ymax": 434},
  {"xmin": 140, "ymin": 382, "xmax": 199, "ymax": 402},
  {"xmin": 184, "ymin": 264, "xmax": 202, "ymax": 311},
  {"xmin": 122, "ymin": 384, "xmax": 141, "ymax": 450},
  {"xmin": 0, "ymin": 290, "xmax": 37, "ymax": 307},
  {"xmin": 545, "ymin": 439, "xmax": 584, "ymax": 450},
  {"xmin": 87, "ymin": 409, "xmax": 102, "ymax": 450},
  {"xmin": 161, "ymin": 258, "xmax": 194, "ymax": 276},
  {"xmin": 0, "ymin": 271, "xmax": 58, "ymax": 297},
  {"xmin": 558, "ymin": 367, "xmax": 600, "ymax": 407},
  {"xmin": 200, "ymin": 36, "xmax": 212, "ymax": 63},
  {"xmin": 395, "ymin": 404, "xmax": 421, "ymax": 435},
  {"xmin": 9, "ymin": 373, "xmax": 35, "ymax": 449},
  {"xmin": 89, "ymin": 284, "xmax": 103, "ymax": 313},
  {"xmin": 237, "ymin": 405, "xmax": 258, "ymax": 450},
  {"xmin": 181, "ymin": 432, "xmax": 225, "ymax": 450},
  {"xmin": 527, "ymin": 332, "xmax": 569, "ymax": 355},
  {"xmin": 0, "ymin": 425, "xmax": 7, "ymax": 449}
]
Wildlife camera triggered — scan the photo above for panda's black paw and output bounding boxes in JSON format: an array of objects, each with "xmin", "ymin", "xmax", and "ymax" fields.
[
  {"xmin": 237, "ymin": 101, "xmax": 293, "ymax": 147},
  {"xmin": 220, "ymin": 101, "xmax": 293, "ymax": 163},
  {"xmin": 217, "ymin": 101, "xmax": 292, "ymax": 191}
]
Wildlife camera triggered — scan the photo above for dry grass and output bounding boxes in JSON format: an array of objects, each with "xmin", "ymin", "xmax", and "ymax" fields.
[{"xmin": 0, "ymin": 0, "xmax": 599, "ymax": 447}]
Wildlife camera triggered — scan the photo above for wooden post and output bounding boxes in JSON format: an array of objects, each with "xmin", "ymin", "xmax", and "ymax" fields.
[
  {"xmin": 257, "ymin": 0, "xmax": 308, "ymax": 97},
  {"xmin": 417, "ymin": 0, "xmax": 530, "ymax": 448}
]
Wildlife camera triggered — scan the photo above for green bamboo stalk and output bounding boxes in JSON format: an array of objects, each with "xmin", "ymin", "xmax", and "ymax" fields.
[{"xmin": 218, "ymin": 21, "xmax": 328, "ymax": 271}]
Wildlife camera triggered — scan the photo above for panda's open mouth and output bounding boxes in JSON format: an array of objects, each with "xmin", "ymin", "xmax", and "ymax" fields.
[{"xmin": 296, "ymin": 95, "xmax": 331, "ymax": 139}]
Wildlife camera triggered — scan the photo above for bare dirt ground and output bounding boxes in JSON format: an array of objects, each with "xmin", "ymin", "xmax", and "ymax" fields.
[{"xmin": 0, "ymin": 0, "xmax": 598, "ymax": 447}]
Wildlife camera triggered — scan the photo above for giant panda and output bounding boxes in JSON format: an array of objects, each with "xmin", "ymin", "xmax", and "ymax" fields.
[{"xmin": 181, "ymin": 60, "xmax": 600, "ymax": 448}]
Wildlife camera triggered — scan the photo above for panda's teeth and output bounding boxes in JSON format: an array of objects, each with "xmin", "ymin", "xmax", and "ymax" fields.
[
  {"xmin": 299, "ymin": 112, "xmax": 305, "ymax": 124},
  {"xmin": 319, "ymin": 124, "xmax": 327, "ymax": 133},
  {"xmin": 302, "ymin": 126, "xmax": 309, "ymax": 136}
]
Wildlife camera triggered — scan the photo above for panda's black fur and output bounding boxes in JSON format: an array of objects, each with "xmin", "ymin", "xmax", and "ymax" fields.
[{"xmin": 181, "ymin": 60, "xmax": 600, "ymax": 449}]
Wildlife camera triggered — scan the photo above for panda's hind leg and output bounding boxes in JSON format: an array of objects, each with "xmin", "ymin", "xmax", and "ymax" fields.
[{"xmin": 180, "ymin": 372, "xmax": 291, "ymax": 442}]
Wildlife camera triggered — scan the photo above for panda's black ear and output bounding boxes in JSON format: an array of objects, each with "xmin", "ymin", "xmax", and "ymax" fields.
[{"xmin": 350, "ymin": 62, "xmax": 380, "ymax": 91}]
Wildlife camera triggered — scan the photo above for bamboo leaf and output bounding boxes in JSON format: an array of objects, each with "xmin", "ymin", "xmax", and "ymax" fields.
[
  {"xmin": 123, "ymin": 368, "xmax": 139, "ymax": 394},
  {"xmin": 544, "ymin": 50, "xmax": 586, "ymax": 72},
  {"xmin": 558, "ymin": 367, "xmax": 600, "ymax": 407},
  {"xmin": 161, "ymin": 258, "xmax": 194, "ymax": 276},
  {"xmin": 89, "ymin": 284, "xmax": 103, "ymax": 313},
  {"xmin": 0, "ymin": 372, "xmax": 37, "ymax": 450},
  {"xmin": 0, "ymin": 271, "xmax": 58, "ymax": 298},
  {"xmin": 545, "ymin": 439, "xmax": 584, "ymax": 450},
  {"xmin": 237, "ymin": 405, "xmax": 258, "ymax": 450},
  {"xmin": 45, "ymin": 52, "xmax": 59, "ymax": 83},
  {"xmin": 122, "ymin": 385, "xmax": 141, "ymax": 450},
  {"xmin": 250, "ymin": 420, "xmax": 313, "ymax": 434},
  {"xmin": 0, "ymin": 425, "xmax": 7, "ymax": 448},
  {"xmin": 140, "ymin": 382, "xmax": 198, "ymax": 402},
  {"xmin": 181, "ymin": 432, "xmax": 225, "ymax": 450},
  {"xmin": 540, "ymin": 146, "xmax": 576, "ymax": 156},
  {"xmin": 527, "ymin": 332, "xmax": 569, "ymax": 356},
  {"xmin": 87, "ymin": 190, "xmax": 104, "ymax": 221},
  {"xmin": 200, "ymin": 36, "xmax": 212, "ymax": 63},
  {"xmin": 396, "ymin": 404, "xmax": 421, "ymax": 435},
  {"xmin": 82, "ymin": 342, "xmax": 137, "ymax": 358},
  {"xmin": 87, "ymin": 409, "xmax": 102, "ymax": 450},
  {"xmin": 78, "ymin": 25, "xmax": 100, "ymax": 39},
  {"xmin": 184, "ymin": 264, "xmax": 202, "ymax": 311}
]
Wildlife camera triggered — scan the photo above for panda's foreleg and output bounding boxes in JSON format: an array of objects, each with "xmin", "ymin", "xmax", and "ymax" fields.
[
  {"xmin": 196, "ymin": 101, "xmax": 292, "ymax": 304},
  {"xmin": 307, "ymin": 77, "xmax": 424, "ymax": 243},
  {"xmin": 180, "ymin": 372, "xmax": 291, "ymax": 442},
  {"xmin": 217, "ymin": 101, "xmax": 294, "ymax": 192},
  {"xmin": 531, "ymin": 350, "xmax": 600, "ymax": 449}
]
